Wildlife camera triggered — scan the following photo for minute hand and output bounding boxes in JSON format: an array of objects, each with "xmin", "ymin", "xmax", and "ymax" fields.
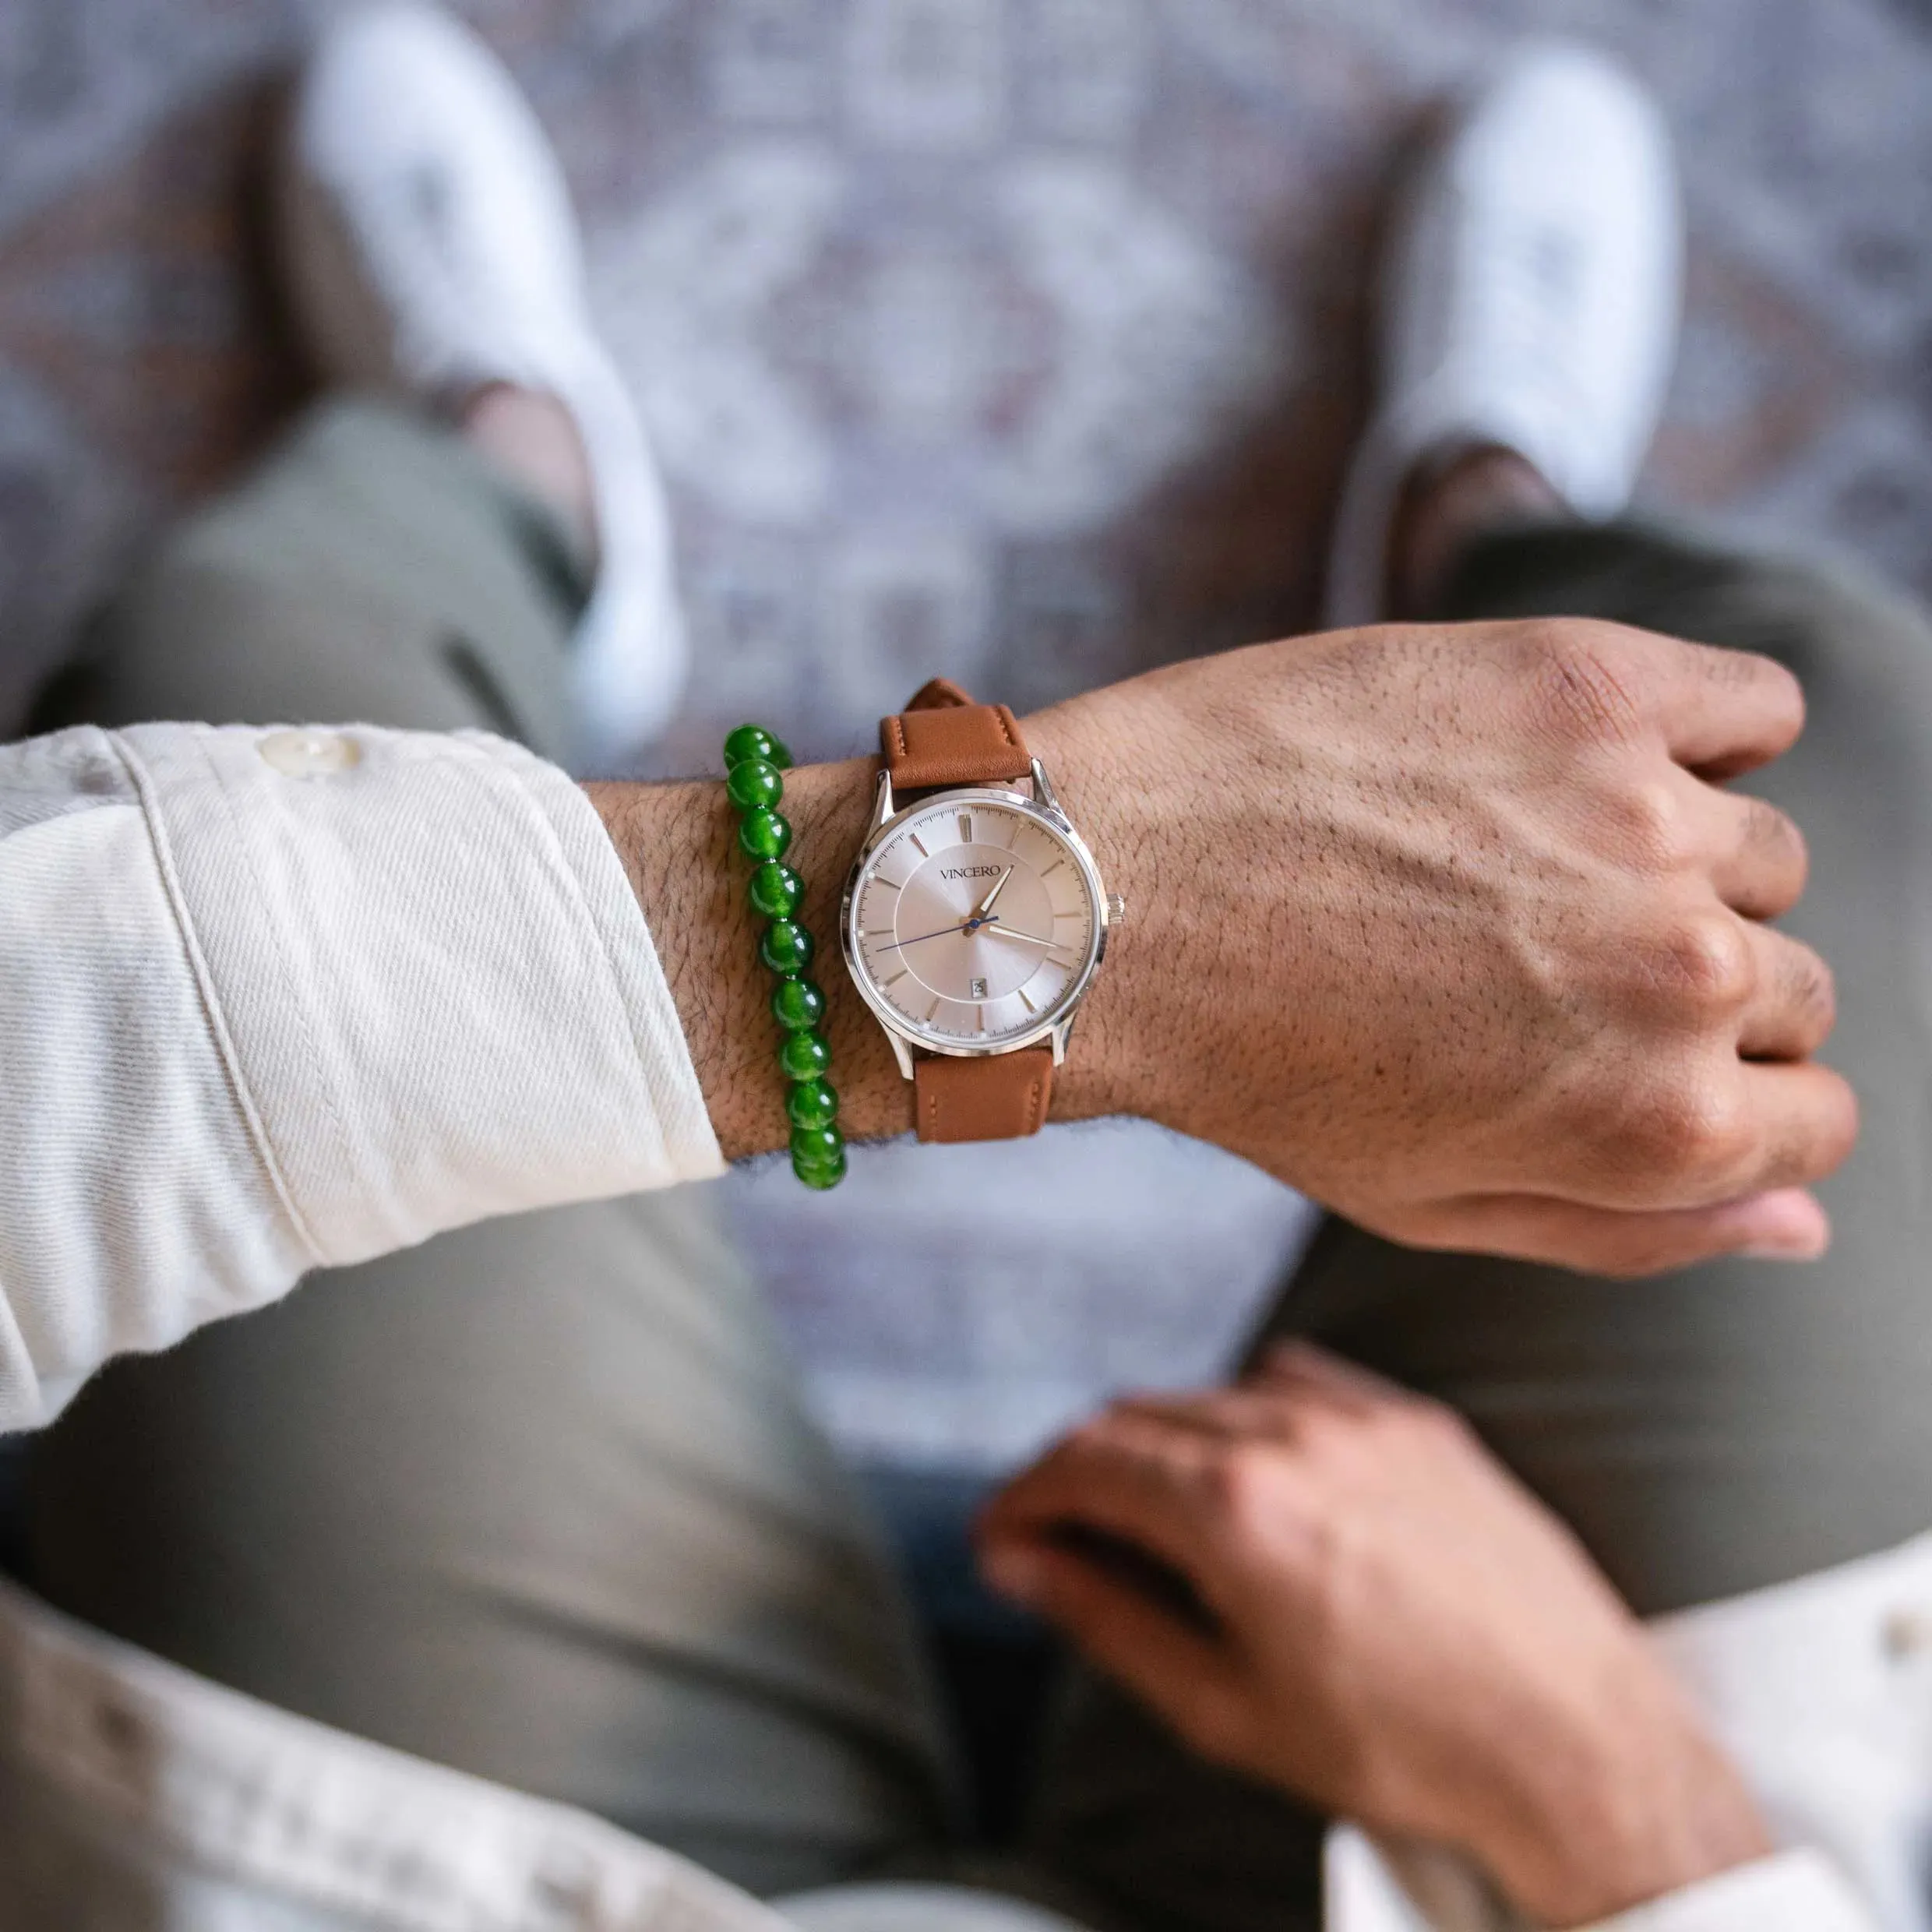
[{"xmin": 980, "ymin": 923, "xmax": 1070, "ymax": 954}]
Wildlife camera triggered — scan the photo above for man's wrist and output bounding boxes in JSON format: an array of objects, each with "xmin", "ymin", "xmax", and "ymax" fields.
[
  {"xmin": 585, "ymin": 718, "xmax": 1149, "ymax": 1162},
  {"xmin": 587, "ymin": 756, "xmax": 899, "ymax": 1158},
  {"xmin": 1464, "ymin": 1674, "xmax": 1771, "ymax": 1927}
]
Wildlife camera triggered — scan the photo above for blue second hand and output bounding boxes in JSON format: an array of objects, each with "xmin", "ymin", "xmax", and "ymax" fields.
[{"xmin": 876, "ymin": 914, "xmax": 999, "ymax": 956}]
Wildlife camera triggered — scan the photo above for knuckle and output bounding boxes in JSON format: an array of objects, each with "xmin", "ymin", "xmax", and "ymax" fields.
[
  {"xmin": 1402, "ymin": 1391, "xmax": 1472, "ymax": 1449},
  {"xmin": 1517, "ymin": 621, "xmax": 1648, "ymax": 746},
  {"xmin": 1367, "ymin": 1389, "xmax": 1473, "ymax": 1466},
  {"xmin": 1203, "ymin": 1444, "xmax": 1282, "ymax": 1537},
  {"xmin": 1613, "ymin": 777, "xmax": 1688, "ymax": 871},
  {"xmin": 1628, "ymin": 1070, "xmax": 1752, "ymax": 1182},
  {"xmin": 1654, "ymin": 913, "xmax": 1757, "ymax": 1016}
]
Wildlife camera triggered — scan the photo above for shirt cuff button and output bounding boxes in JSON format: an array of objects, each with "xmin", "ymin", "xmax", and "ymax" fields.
[{"xmin": 259, "ymin": 729, "xmax": 361, "ymax": 777}]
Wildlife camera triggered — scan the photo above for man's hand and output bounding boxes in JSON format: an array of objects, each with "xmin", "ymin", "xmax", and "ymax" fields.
[
  {"xmin": 1034, "ymin": 617, "xmax": 1854, "ymax": 1275},
  {"xmin": 977, "ymin": 1345, "xmax": 1771, "ymax": 1928},
  {"xmin": 592, "ymin": 616, "xmax": 1855, "ymax": 1276}
]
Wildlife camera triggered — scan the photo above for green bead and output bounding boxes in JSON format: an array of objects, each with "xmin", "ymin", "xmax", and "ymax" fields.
[
  {"xmin": 771, "ymin": 977, "xmax": 827, "ymax": 1031},
  {"xmin": 760, "ymin": 920, "xmax": 816, "ymax": 975},
  {"xmin": 725, "ymin": 757, "xmax": 784, "ymax": 813},
  {"xmin": 793, "ymin": 1146, "xmax": 847, "ymax": 1190},
  {"xmin": 777, "ymin": 1028, "xmax": 832, "ymax": 1081},
  {"xmin": 748, "ymin": 862, "xmax": 804, "ymax": 919},
  {"xmin": 791, "ymin": 1123, "xmax": 844, "ymax": 1170},
  {"xmin": 724, "ymin": 724, "xmax": 793, "ymax": 770},
  {"xmin": 786, "ymin": 1077, "xmax": 840, "ymax": 1131},
  {"xmin": 738, "ymin": 808, "xmax": 793, "ymax": 862}
]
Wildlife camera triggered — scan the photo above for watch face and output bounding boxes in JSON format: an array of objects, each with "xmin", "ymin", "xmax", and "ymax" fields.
[{"xmin": 845, "ymin": 791, "xmax": 1104, "ymax": 1053}]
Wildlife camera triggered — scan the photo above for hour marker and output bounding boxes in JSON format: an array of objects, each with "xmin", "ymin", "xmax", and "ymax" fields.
[
  {"xmin": 865, "ymin": 929, "xmax": 894, "ymax": 940},
  {"xmin": 910, "ymin": 834, "xmax": 929, "ymax": 858},
  {"xmin": 1041, "ymin": 859, "xmax": 1065, "ymax": 876},
  {"xmin": 882, "ymin": 968, "xmax": 908, "ymax": 989},
  {"xmin": 1018, "ymin": 988, "xmax": 1038, "ymax": 1014},
  {"xmin": 923, "ymin": 995, "xmax": 942, "ymax": 1022},
  {"xmin": 959, "ymin": 814, "xmax": 974, "ymax": 844},
  {"xmin": 875, "ymin": 877, "xmax": 903, "ymax": 893},
  {"xmin": 1054, "ymin": 911, "xmax": 1081, "ymax": 922},
  {"xmin": 976, "ymin": 1005, "xmax": 986, "ymax": 1031}
]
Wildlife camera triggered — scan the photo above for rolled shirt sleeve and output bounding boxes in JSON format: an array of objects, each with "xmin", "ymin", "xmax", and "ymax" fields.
[
  {"xmin": 0, "ymin": 722, "xmax": 721, "ymax": 1430},
  {"xmin": 1326, "ymin": 1831, "xmax": 1878, "ymax": 1932},
  {"xmin": 1576, "ymin": 1851, "xmax": 1878, "ymax": 1932}
]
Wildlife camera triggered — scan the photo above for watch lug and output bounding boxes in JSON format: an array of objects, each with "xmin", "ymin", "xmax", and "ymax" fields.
[
  {"xmin": 1049, "ymin": 1016, "xmax": 1077, "ymax": 1066},
  {"xmin": 869, "ymin": 768, "xmax": 895, "ymax": 832},
  {"xmin": 1030, "ymin": 757, "xmax": 1061, "ymax": 817},
  {"xmin": 887, "ymin": 1031, "xmax": 918, "ymax": 1081}
]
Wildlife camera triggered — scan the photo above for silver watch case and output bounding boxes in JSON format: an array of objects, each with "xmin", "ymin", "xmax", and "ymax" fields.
[{"xmin": 840, "ymin": 758, "xmax": 1112, "ymax": 1079}]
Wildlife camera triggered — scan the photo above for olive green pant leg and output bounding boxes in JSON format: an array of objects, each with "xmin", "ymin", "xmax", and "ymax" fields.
[
  {"xmin": 30, "ymin": 393, "xmax": 585, "ymax": 757},
  {"xmin": 1289, "ymin": 523, "xmax": 1932, "ymax": 1612},
  {"xmin": 23, "ymin": 397, "xmax": 951, "ymax": 1897},
  {"xmin": 1029, "ymin": 524, "xmax": 1932, "ymax": 1932}
]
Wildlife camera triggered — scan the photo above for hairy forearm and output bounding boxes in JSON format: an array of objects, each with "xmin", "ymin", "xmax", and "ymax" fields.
[
  {"xmin": 585, "ymin": 755, "xmax": 900, "ymax": 1158},
  {"xmin": 583, "ymin": 710, "xmax": 1140, "ymax": 1160}
]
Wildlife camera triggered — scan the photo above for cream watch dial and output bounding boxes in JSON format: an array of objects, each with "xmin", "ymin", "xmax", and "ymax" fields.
[{"xmin": 848, "ymin": 795, "xmax": 1102, "ymax": 1052}]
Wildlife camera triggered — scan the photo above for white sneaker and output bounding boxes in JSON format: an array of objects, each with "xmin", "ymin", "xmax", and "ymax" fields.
[
  {"xmin": 277, "ymin": 3, "xmax": 686, "ymax": 766},
  {"xmin": 1325, "ymin": 42, "xmax": 1683, "ymax": 629}
]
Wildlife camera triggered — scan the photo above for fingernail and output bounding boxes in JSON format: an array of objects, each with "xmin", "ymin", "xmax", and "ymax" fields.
[
  {"xmin": 1729, "ymin": 1189, "xmax": 1829, "ymax": 1263},
  {"xmin": 982, "ymin": 1546, "xmax": 1046, "ymax": 1606},
  {"xmin": 1743, "ymin": 1236, "xmax": 1828, "ymax": 1262}
]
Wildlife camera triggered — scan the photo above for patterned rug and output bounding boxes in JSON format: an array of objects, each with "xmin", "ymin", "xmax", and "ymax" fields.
[{"xmin": 4, "ymin": 0, "xmax": 1927, "ymax": 1468}]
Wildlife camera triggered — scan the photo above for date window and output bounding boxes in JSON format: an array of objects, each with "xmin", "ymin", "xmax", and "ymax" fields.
[{"xmin": 969, "ymin": 977, "xmax": 989, "ymax": 999}]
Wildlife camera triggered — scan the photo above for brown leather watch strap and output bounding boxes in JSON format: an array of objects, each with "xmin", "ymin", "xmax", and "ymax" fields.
[
  {"xmin": 915, "ymin": 1048, "xmax": 1055, "ymax": 1144},
  {"xmin": 881, "ymin": 677, "xmax": 1033, "ymax": 791},
  {"xmin": 879, "ymin": 679, "xmax": 1055, "ymax": 1144}
]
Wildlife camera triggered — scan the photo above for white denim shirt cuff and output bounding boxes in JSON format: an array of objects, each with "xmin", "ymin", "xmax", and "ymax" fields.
[
  {"xmin": 1326, "ymin": 1830, "xmax": 1877, "ymax": 1932},
  {"xmin": 1578, "ymin": 1849, "xmax": 1877, "ymax": 1932},
  {"xmin": 0, "ymin": 723, "xmax": 722, "ymax": 1430}
]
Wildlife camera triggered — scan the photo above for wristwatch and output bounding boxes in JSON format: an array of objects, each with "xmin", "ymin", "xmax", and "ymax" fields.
[{"xmin": 841, "ymin": 679, "xmax": 1121, "ymax": 1144}]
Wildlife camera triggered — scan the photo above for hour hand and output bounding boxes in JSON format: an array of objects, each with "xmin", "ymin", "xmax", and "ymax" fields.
[{"xmin": 975, "ymin": 868, "xmax": 1014, "ymax": 918}]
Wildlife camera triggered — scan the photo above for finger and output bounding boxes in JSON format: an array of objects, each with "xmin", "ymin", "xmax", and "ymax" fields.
[
  {"xmin": 978, "ymin": 1417, "xmax": 1219, "ymax": 1578},
  {"xmin": 1704, "ymin": 790, "xmax": 1810, "ymax": 921},
  {"xmin": 1111, "ymin": 1387, "xmax": 1305, "ymax": 1441},
  {"xmin": 1728, "ymin": 1059, "xmax": 1860, "ymax": 1190},
  {"xmin": 977, "ymin": 1534, "xmax": 1248, "ymax": 1758},
  {"xmin": 1246, "ymin": 1341, "xmax": 1407, "ymax": 1413},
  {"xmin": 1652, "ymin": 638, "xmax": 1806, "ymax": 780},
  {"xmin": 1406, "ymin": 1185, "xmax": 1832, "ymax": 1278},
  {"xmin": 1736, "ymin": 927, "xmax": 1836, "ymax": 1061}
]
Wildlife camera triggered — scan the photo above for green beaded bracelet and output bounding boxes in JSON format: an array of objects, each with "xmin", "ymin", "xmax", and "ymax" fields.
[
  {"xmin": 760, "ymin": 920, "xmax": 815, "ymax": 975},
  {"xmin": 723, "ymin": 724, "xmax": 845, "ymax": 1190},
  {"xmin": 771, "ymin": 977, "xmax": 827, "ymax": 1032}
]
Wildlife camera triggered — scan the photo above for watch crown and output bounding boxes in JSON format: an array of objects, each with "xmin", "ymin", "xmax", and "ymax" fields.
[{"xmin": 1106, "ymin": 893, "xmax": 1126, "ymax": 926}]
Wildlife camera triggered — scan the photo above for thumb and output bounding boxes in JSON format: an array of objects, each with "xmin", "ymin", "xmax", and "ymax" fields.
[{"xmin": 1408, "ymin": 1186, "xmax": 1830, "ymax": 1278}]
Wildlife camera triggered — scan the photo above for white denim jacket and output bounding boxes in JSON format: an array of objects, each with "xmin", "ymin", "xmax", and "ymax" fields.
[{"xmin": 0, "ymin": 722, "xmax": 1909, "ymax": 1932}]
